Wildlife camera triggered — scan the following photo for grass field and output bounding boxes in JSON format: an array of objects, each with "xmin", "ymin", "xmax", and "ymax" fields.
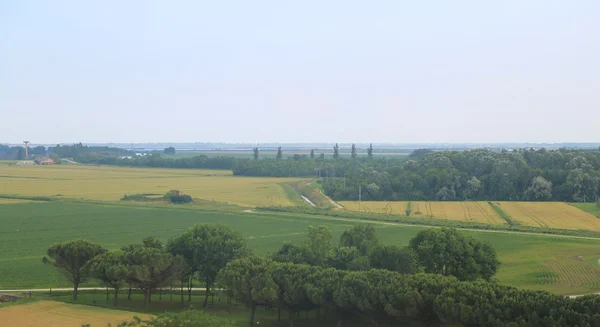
[
  {"xmin": 0, "ymin": 300, "xmax": 148, "ymax": 327},
  {"xmin": 493, "ymin": 202, "xmax": 600, "ymax": 231},
  {"xmin": 2, "ymin": 201, "xmax": 600, "ymax": 295},
  {"xmin": 0, "ymin": 165, "xmax": 302, "ymax": 207}
]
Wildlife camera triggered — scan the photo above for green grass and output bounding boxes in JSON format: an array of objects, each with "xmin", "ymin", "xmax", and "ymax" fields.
[
  {"xmin": 2, "ymin": 202, "xmax": 600, "ymax": 295},
  {"xmin": 571, "ymin": 202, "xmax": 600, "ymax": 217},
  {"xmin": 488, "ymin": 201, "xmax": 515, "ymax": 225}
]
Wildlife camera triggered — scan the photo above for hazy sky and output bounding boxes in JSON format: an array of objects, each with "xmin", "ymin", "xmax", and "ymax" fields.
[{"xmin": 1, "ymin": 1, "xmax": 599, "ymax": 144}]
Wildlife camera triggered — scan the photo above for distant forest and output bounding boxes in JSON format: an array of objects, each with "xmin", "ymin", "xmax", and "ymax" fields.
[{"xmin": 4, "ymin": 143, "xmax": 600, "ymax": 202}]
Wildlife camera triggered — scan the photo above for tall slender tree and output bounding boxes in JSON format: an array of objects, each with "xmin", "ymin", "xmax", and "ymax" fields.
[
  {"xmin": 333, "ymin": 143, "xmax": 340, "ymax": 159},
  {"xmin": 252, "ymin": 147, "xmax": 259, "ymax": 160},
  {"xmin": 310, "ymin": 149, "xmax": 315, "ymax": 159},
  {"xmin": 276, "ymin": 146, "xmax": 283, "ymax": 159},
  {"xmin": 351, "ymin": 144, "xmax": 357, "ymax": 158},
  {"xmin": 367, "ymin": 143, "xmax": 373, "ymax": 157}
]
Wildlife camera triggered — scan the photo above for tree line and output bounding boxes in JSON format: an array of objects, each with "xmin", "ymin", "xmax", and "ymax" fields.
[
  {"xmin": 234, "ymin": 148, "xmax": 600, "ymax": 202},
  {"xmin": 36, "ymin": 144, "xmax": 600, "ymax": 202},
  {"xmin": 44, "ymin": 222, "xmax": 600, "ymax": 327}
]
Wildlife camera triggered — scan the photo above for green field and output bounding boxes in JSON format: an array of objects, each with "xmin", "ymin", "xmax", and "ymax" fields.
[
  {"xmin": 572, "ymin": 202, "xmax": 600, "ymax": 217},
  {"xmin": 2, "ymin": 201, "xmax": 600, "ymax": 295}
]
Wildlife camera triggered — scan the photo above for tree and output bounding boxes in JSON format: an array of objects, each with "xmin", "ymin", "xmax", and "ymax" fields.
[
  {"xmin": 163, "ymin": 147, "xmax": 176, "ymax": 155},
  {"xmin": 368, "ymin": 245, "xmax": 420, "ymax": 274},
  {"xmin": 16, "ymin": 147, "xmax": 25, "ymax": 160},
  {"xmin": 367, "ymin": 143, "xmax": 373, "ymax": 157},
  {"xmin": 42, "ymin": 240, "xmax": 106, "ymax": 300},
  {"xmin": 276, "ymin": 146, "xmax": 283, "ymax": 159},
  {"xmin": 122, "ymin": 246, "xmax": 186, "ymax": 307},
  {"xmin": 305, "ymin": 268, "xmax": 346, "ymax": 323},
  {"xmin": 319, "ymin": 153, "xmax": 325, "ymax": 160},
  {"xmin": 167, "ymin": 224, "xmax": 246, "ymax": 308},
  {"xmin": 333, "ymin": 143, "xmax": 340, "ymax": 159},
  {"xmin": 84, "ymin": 250, "xmax": 129, "ymax": 306},
  {"xmin": 303, "ymin": 225, "xmax": 332, "ymax": 266},
  {"xmin": 409, "ymin": 228, "xmax": 499, "ymax": 281},
  {"xmin": 463, "ymin": 176, "xmax": 481, "ymax": 199},
  {"xmin": 272, "ymin": 243, "xmax": 314, "ymax": 265},
  {"xmin": 49, "ymin": 152, "xmax": 61, "ymax": 164},
  {"xmin": 351, "ymin": 144, "xmax": 357, "ymax": 158},
  {"xmin": 217, "ymin": 256, "xmax": 278, "ymax": 327},
  {"xmin": 326, "ymin": 247, "xmax": 370, "ymax": 271},
  {"xmin": 310, "ymin": 149, "xmax": 315, "ymax": 159},
  {"xmin": 339, "ymin": 224, "xmax": 379, "ymax": 255},
  {"xmin": 271, "ymin": 263, "xmax": 316, "ymax": 326},
  {"xmin": 253, "ymin": 147, "xmax": 259, "ymax": 160},
  {"xmin": 525, "ymin": 176, "xmax": 553, "ymax": 200}
]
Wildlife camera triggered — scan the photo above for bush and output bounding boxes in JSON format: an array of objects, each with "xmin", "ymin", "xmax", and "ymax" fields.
[
  {"xmin": 162, "ymin": 191, "xmax": 192, "ymax": 204},
  {"xmin": 169, "ymin": 194, "xmax": 193, "ymax": 204}
]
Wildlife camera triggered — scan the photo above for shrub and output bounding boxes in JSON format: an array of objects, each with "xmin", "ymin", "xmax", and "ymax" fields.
[{"xmin": 163, "ymin": 191, "xmax": 192, "ymax": 204}]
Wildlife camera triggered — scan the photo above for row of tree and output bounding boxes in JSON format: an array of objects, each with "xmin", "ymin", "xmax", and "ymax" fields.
[
  {"xmin": 235, "ymin": 148, "xmax": 600, "ymax": 202},
  {"xmin": 44, "ymin": 223, "xmax": 600, "ymax": 326},
  {"xmin": 251, "ymin": 143, "xmax": 375, "ymax": 160},
  {"xmin": 42, "ymin": 224, "xmax": 497, "ymax": 308},
  {"xmin": 220, "ymin": 257, "xmax": 600, "ymax": 327}
]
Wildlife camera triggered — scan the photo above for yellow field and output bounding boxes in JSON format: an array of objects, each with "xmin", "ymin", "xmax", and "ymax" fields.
[
  {"xmin": 0, "ymin": 165, "xmax": 302, "ymax": 207},
  {"xmin": 0, "ymin": 301, "xmax": 148, "ymax": 327},
  {"xmin": 411, "ymin": 201, "xmax": 506, "ymax": 224},
  {"xmin": 340, "ymin": 201, "xmax": 407, "ymax": 214},
  {"xmin": 494, "ymin": 202, "xmax": 600, "ymax": 231},
  {"xmin": 0, "ymin": 199, "xmax": 34, "ymax": 205},
  {"xmin": 340, "ymin": 201, "xmax": 507, "ymax": 225},
  {"xmin": 341, "ymin": 200, "xmax": 600, "ymax": 231}
]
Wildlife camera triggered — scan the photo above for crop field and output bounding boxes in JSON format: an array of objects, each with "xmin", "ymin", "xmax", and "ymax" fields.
[
  {"xmin": 493, "ymin": 202, "xmax": 600, "ymax": 231},
  {"xmin": 340, "ymin": 201, "xmax": 507, "ymax": 225},
  {"xmin": 340, "ymin": 201, "xmax": 600, "ymax": 231},
  {"xmin": 0, "ymin": 165, "xmax": 302, "ymax": 207},
  {"xmin": 340, "ymin": 201, "xmax": 408, "ymax": 214},
  {"xmin": 0, "ymin": 199, "xmax": 33, "ymax": 205},
  {"xmin": 0, "ymin": 300, "xmax": 148, "ymax": 327},
  {"xmin": 2, "ymin": 201, "xmax": 600, "ymax": 295}
]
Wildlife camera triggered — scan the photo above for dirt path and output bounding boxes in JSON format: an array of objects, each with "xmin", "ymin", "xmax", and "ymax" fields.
[{"xmin": 317, "ymin": 189, "xmax": 343, "ymax": 209}]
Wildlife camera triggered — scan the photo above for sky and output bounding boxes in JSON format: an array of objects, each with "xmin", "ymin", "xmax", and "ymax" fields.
[{"xmin": 1, "ymin": 1, "xmax": 599, "ymax": 144}]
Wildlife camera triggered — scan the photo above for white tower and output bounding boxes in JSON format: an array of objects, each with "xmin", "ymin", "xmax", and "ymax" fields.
[{"xmin": 23, "ymin": 141, "xmax": 30, "ymax": 159}]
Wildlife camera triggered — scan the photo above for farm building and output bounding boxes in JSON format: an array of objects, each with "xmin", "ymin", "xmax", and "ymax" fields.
[
  {"xmin": 16, "ymin": 160, "xmax": 35, "ymax": 166},
  {"xmin": 37, "ymin": 157, "xmax": 55, "ymax": 165}
]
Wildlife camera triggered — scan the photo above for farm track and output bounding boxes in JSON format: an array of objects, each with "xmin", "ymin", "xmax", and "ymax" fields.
[{"xmin": 317, "ymin": 189, "xmax": 343, "ymax": 209}]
